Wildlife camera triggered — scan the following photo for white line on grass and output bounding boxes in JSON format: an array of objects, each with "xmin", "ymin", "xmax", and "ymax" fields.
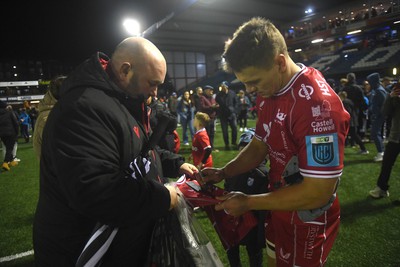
[{"xmin": 0, "ymin": 250, "xmax": 34, "ymax": 263}]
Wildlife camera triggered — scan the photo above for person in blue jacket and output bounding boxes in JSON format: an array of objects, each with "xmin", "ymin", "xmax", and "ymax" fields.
[
  {"xmin": 18, "ymin": 108, "xmax": 31, "ymax": 142},
  {"xmin": 367, "ymin": 72, "xmax": 388, "ymax": 162}
]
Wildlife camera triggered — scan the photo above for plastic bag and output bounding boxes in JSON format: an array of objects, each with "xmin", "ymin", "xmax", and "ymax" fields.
[{"xmin": 147, "ymin": 184, "xmax": 224, "ymax": 267}]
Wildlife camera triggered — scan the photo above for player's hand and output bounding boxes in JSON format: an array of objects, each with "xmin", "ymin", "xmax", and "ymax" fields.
[
  {"xmin": 201, "ymin": 167, "xmax": 226, "ymax": 184},
  {"xmin": 215, "ymin": 191, "xmax": 249, "ymax": 216}
]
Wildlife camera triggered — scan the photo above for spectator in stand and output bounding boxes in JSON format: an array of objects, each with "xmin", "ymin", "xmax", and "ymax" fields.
[
  {"xmin": 167, "ymin": 92, "xmax": 178, "ymax": 117},
  {"xmin": 177, "ymin": 90, "xmax": 194, "ymax": 145},
  {"xmin": 342, "ymin": 73, "xmax": 367, "ymax": 147},
  {"xmin": 199, "ymin": 85, "xmax": 219, "ymax": 150},
  {"xmin": 0, "ymin": 100, "xmax": 19, "ymax": 171},
  {"xmin": 237, "ymin": 89, "xmax": 251, "ymax": 132},
  {"xmin": 339, "ymin": 91, "xmax": 369, "ymax": 154},
  {"xmin": 192, "ymin": 86, "xmax": 203, "ymax": 114},
  {"xmin": 18, "ymin": 108, "xmax": 31, "ymax": 143},
  {"xmin": 33, "ymin": 75, "xmax": 67, "ymax": 160},
  {"xmin": 367, "ymin": 72, "xmax": 388, "ymax": 162},
  {"xmin": 216, "ymin": 81, "xmax": 238, "ymax": 150},
  {"xmin": 189, "ymin": 112, "xmax": 213, "ymax": 170},
  {"xmin": 369, "ymin": 81, "xmax": 400, "ymax": 198}
]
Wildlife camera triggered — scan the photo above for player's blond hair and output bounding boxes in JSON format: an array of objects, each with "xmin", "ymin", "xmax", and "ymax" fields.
[{"xmin": 195, "ymin": 112, "xmax": 210, "ymax": 127}]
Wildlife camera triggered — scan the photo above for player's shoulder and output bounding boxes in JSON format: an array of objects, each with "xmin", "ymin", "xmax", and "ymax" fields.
[{"xmin": 292, "ymin": 67, "xmax": 336, "ymax": 102}]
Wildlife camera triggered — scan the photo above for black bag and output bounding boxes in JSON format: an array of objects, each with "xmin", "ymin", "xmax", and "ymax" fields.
[{"xmin": 147, "ymin": 194, "xmax": 224, "ymax": 267}]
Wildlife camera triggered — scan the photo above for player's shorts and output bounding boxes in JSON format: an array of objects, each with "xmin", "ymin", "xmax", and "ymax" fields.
[{"xmin": 266, "ymin": 196, "xmax": 340, "ymax": 266}]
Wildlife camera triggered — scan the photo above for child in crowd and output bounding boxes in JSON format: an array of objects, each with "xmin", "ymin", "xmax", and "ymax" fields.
[
  {"xmin": 190, "ymin": 112, "xmax": 213, "ymax": 170},
  {"xmin": 224, "ymin": 128, "xmax": 269, "ymax": 267}
]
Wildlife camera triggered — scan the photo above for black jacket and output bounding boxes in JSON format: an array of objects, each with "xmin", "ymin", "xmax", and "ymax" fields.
[
  {"xmin": 33, "ymin": 52, "xmax": 174, "ymax": 266},
  {"xmin": 216, "ymin": 89, "xmax": 237, "ymax": 119},
  {"xmin": 343, "ymin": 82, "xmax": 366, "ymax": 112},
  {"xmin": 0, "ymin": 106, "xmax": 19, "ymax": 138}
]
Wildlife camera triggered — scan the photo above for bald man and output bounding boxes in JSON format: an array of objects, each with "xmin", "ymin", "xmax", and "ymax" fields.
[{"xmin": 33, "ymin": 37, "xmax": 198, "ymax": 266}]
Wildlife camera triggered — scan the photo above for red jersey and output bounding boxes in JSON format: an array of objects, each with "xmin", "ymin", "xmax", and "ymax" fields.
[
  {"xmin": 255, "ymin": 65, "xmax": 350, "ymax": 190},
  {"xmin": 192, "ymin": 128, "xmax": 213, "ymax": 168}
]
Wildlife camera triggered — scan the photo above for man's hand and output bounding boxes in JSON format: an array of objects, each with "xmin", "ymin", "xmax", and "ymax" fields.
[
  {"xmin": 178, "ymin": 163, "xmax": 198, "ymax": 178},
  {"xmin": 165, "ymin": 185, "xmax": 178, "ymax": 210},
  {"xmin": 215, "ymin": 191, "xmax": 250, "ymax": 217}
]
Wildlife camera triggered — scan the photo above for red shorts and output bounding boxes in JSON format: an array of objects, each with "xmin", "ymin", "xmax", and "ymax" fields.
[{"xmin": 266, "ymin": 196, "xmax": 340, "ymax": 267}]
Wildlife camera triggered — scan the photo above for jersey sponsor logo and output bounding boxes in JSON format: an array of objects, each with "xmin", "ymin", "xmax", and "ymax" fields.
[
  {"xmin": 263, "ymin": 121, "xmax": 272, "ymax": 140},
  {"xmin": 304, "ymin": 225, "xmax": 320, "ymax": 259},
  {"xmin": 275, "ymin": 108, "xmax": 287, "ymax": 125},
  {"xmin": 281, "ymin": 130, "xmax": 289, "ymax": 150},
  {"xmin": 315, "ymin": 78, "xmax": 332, "ymax": 96},
  {"xmin": 306, "ymin": 133, "xmax": 339, "ymax": 167},
  {"xmin": 279, "ymin": 248, "xmax": 291, "ymax": 263},
  {"xmin": 298, "ymin": 84, "xmax": 314, "ymax": 100},
  {"xmin": 269, "ymin": 149, "xmax": 287, "ymax": 166},
  {"xmin": 311, "ymin": 119, "xmax": 335, "ymax": 133},
  {"xmin": 311, "ymin": 100, "xmax": 331, "ymax": 121}
]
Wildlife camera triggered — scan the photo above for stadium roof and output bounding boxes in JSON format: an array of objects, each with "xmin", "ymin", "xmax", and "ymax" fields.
[{"xmin": 144, "ymin": 0, "xmax": 354, "ymax": 53}]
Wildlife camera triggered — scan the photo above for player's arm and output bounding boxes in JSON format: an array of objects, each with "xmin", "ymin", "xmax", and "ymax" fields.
[
  {"xmin": 216, "ymin": 176, "xmax": 338, "ymax": 216},
  {"xmin": 247, "ymin": 176, "xmax": 338, "ymax": 211},
  {"xmin": 202, "ymin": 138, "xmax": 268, "ymax": 183},
  {"xmin": 224, "ymin": 137, "xmax": 268, "ymax": 175}
]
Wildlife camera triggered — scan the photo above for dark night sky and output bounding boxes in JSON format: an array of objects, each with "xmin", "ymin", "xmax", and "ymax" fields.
[
  {"xmin": 2, "ymin": 0, "xmax": 358, "ymax": 66},
  {"xmin": 1, "ymin": 0, "xmax": 181, "ymax": 65}
]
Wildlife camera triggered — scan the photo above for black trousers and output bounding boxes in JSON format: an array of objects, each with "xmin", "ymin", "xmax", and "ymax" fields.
[
  {"xmin": 237, "ymin": 110, "xmax": 248, "ymax": 128},
  {"xmin": 1, "ymin": 136, "xmax": 15, "ymax": 162},
  {"xmin": 348, "ymin": 126, "xmax": 366, "ymax": 151},
  {"xmin": 226, "ymin": 227, "xmax": 263, "ymax": 267},
  {"xmin": 377, "ymin": 141, "xmax": 400, "ymax": 191},
  {"xmin": 220, "ymin": 115, "xmax": 237, "ymax": 146},
  {"xmin": 205, "ymin": 119, "xmax": 216, "ymax": 148}
]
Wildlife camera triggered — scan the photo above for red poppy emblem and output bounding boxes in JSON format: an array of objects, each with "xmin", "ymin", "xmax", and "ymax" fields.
[{"xmin": 133, "ymin": 126, "xmax": 140, "ymax": 138}]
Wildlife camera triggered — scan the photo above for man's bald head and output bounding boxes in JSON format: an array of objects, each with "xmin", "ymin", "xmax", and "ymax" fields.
[
  {"xmin": 111, "ymin": 37, "xmax": 164, "ymax": 68},
  {"xmin": 110, "ymin": 37, "xmax": 167, "ymax": 99}
]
